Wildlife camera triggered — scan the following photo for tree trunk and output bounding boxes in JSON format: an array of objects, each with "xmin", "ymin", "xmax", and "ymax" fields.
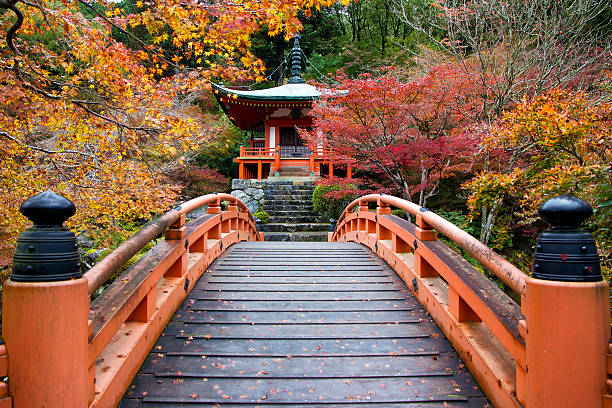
[
  {"xmin": 481, "ymin": 199, "xmax": 501, "ymax": 246},
  {"xmin": 418, "ymin": 167, "xmax": 427, "ymax": 207}
]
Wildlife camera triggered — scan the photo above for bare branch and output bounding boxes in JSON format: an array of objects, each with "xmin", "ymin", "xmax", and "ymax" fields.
[{"xmin": 0, "ymin": 131, "xmax": 93, "ymax": 156}]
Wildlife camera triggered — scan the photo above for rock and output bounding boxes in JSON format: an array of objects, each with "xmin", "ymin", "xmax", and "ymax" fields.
[
  {"xmin": 231, "ymin": 190, "xmax": 249, "ymax": 201},
  {"xmin": 76, "ymin": 233, "xmax": 94, "ymax": 249},
  {"xmin": 245, "ymin": 201, "xmax": 259, "ymax": 214},
  {"xmin": 244, "ymin": 187, "xmax": 264, "ymax": 200},
  {"xmin": 83, "ymin": 248, "xmax": 108, "ymax": 266}
]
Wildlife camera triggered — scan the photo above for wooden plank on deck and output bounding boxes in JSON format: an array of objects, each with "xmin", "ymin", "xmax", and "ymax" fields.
[{"xmin": 121, "ymin": 242, "xmax": 488, "ymax": 407}]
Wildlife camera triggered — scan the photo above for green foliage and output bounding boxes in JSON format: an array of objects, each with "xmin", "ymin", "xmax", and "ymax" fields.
[
  {"xmin": 312, "ymin": 184, "xmax": 359, "ymax": 219},
  {"xmin": 390, "ymin": 209, "xmax": 409, "ymax": 220},
  {"xmin": 254, "ymin": 211, "xmax": 270, "ymax": 224},
  {"xmin": 435, "ymin": 210, "xmax": 475, "ymax": 236},
  {"xmin": 92, "ymin": 237, "xmax": 161, "ymax": 298},
  {"xmin": 195, "ymin": 125, "xmax": 248, "ymax": 179}
]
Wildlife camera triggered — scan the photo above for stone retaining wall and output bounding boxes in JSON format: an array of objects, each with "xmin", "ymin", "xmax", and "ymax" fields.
[{"xmin": 230, "ymin": 179, "xmax": 266, "ymax": 214}]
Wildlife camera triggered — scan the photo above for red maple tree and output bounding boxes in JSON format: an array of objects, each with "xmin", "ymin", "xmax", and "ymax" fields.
[{"xmin": 303, "ymin": 65, "xmax": 483, "ymax": 206}]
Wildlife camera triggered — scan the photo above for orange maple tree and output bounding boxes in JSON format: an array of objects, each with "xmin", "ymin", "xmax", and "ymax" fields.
[
  {"xmin": 0, "ymin": 0, "xmax": 349, "ymax": 267},
  {"xmin": 463, "ymin": 90, "xmax": 611, "ymax": 271}
]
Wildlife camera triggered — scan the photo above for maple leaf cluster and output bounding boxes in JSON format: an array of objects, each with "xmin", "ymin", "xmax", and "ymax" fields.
[
  {"xmin": 0, "ymin": 0, "xmax": 347, "ymax": 267},
  {"xmin": 302, "ymin": 65, "xmax": 484, "ymax": 206},
  {"xmin": 463, "ymin": 90, "xmax": 611, "ymax": 268}
]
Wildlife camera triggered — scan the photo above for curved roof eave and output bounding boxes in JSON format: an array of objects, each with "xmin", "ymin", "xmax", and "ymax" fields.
[{"xmin": 211, "ymin": 82, "xmax": 324, "ymax": 101}]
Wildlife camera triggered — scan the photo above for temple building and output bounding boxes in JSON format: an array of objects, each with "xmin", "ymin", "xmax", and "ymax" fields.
[{"xmin": 211, "ymin": 36, "xmax": 350, "ymax": 180}]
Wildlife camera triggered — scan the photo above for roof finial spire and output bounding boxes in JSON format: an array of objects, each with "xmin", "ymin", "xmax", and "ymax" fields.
[{"xmin": 288, "ymin": 34, "xmax": 305, "ymax": 84}]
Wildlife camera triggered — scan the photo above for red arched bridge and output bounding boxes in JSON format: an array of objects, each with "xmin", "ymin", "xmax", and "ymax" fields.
[{"xmin": 0, "ymin": 192, "xmax": 609, "ymax": 407}]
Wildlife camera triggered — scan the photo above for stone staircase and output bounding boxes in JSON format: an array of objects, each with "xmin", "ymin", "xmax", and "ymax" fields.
[{"xmin": 260, "ymin": 181, "xmax": 330, "ymax": 241}]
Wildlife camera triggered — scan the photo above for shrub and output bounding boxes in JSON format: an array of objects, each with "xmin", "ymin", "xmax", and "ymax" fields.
[
  {"xmin": 390, "ymin": 209, "xmax": 409, "ymax": 220},
  {"xmin": 312, "ymin": 184, "xmax": 359, "ymax": 219},
  {"xmin": 254, "ymin": 210, "xmax": 270, "ymax": 224},
  {"xmin": 167, "ymin": 165, "xmax": 230, "ymax": 198}
]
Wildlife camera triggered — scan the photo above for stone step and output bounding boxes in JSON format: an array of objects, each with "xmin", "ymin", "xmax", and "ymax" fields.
[
  {"xmin": 264, "ymin": 199, "xmax": 312, "ymax": 206},
  {"xmin": 264, "ymin": 186, "xmax": 315, "ymax": 192},
  {"xmin": 268, "ymin": 215, "xmax": 329, "ymax": 224},
  {"xmin": 264, "ymin": 191, "xmax": 313, "ymax": 198},
  {"xmin": 262, "ymin": 204, "xmax": 313, "ymax": 212},
  {"xmin": 260, "ymin": 223, "xmax": 330, "ymax": 233},
  {"xmin": 263, "ymin": 194, "xmax": 312, "ymax": 201},
  {"xmin": 268, "ymin": 210, "xmax": 318, "ymax": 221},
  {"xmin": 263, "ymin": 231, "xmax": 329, "ymax": 242}
]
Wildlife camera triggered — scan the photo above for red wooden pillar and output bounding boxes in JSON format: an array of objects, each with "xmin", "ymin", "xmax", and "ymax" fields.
[
  {"xmin": 329, "ymin": 161, "xmax": 334, "ymax": 178},
  {"xmin": 347, "ymin": 165, "xmax": 352, "ymax": 178},
  {"xmin": 275, "ymin": 147, "xmax": 281, "ymax": 176},
  {"xmin": 309, "ymin": 155, "xmax": 315, "ymax": 175},
  {"xmin": 375, "ymin": 198, "xmax": 391, "ymax": 242},
  {"xmin": 257, "ymin": 160, "xmax": 263, "ymax": 180}
]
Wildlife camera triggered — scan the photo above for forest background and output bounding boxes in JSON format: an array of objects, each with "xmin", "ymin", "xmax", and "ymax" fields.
[{"xmin": 0, "ymin": 0, "xmax": 610, "ymax": 283}]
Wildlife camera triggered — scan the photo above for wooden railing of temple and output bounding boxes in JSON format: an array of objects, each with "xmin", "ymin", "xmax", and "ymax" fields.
[
  {"xmin": 2, "ymin": 192, "xmax": 262, "ymax": 408},
  {"xmin": 238, "ymin": 145, "xmax": 349, "ymax": 180},
  {"xmin": 241, "ymin": 146, "xmax": 277, "ymax": 157},
  {"xmin": 329, "ymin": 194, "xmax": 610, "ymax": 408}
]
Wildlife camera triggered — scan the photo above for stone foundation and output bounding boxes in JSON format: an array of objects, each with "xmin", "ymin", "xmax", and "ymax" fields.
[{"xmin": 230, "ymin": 179, "xmax": 267, "ymax": 214}]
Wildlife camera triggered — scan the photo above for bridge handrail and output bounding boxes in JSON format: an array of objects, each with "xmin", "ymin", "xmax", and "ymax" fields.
[
  {"xmin": 335, "ymin": 194, "xmax": 527, "ymax": 296},
  {"xmin": 331, "ymin": 193, "xmax": 610, "ymax": 408},
  {"xmin": 85, "ymin": 193, "xmax": 256, "ymax": 295}
]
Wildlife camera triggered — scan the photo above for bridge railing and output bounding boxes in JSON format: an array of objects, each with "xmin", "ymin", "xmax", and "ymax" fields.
[
  {"xmin": 2, "ymin": 192, "xmax": 263, "ymax": 408},
  {"xmin": 330, "ymin": 194, "xmax": 609, "ymax": 408}
]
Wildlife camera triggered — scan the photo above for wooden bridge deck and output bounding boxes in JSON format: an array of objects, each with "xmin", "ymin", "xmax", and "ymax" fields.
[{"xmin": 120, "ymin": 242, "xmax": 488, "ymax": 407}]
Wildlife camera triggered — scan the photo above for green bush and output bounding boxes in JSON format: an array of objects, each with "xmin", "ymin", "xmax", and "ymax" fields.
[
  {"xmin": 390, "ymin": 209, "xmax": 409, "ymax": 220},
  {"xmin": 435, "ymin": 210, "xmax": 476, "ymax": 236},
  {"xmin": 312, "ymin": 184, "xmax": 358, "ymax": 220},
  {"xmin": 254, "ymin": 210, "xmax": 270, "ymax": 224}
]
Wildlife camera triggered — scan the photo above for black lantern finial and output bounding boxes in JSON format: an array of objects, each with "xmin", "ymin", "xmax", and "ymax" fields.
[
  {"xmin": 533, "ymin": 195, "xmax": 601, "ymax": 282},
  {"xmin": 20, "ymin": 190, "xmax": 76, "ymax": 226},
  {"xmin": 288, "ymin": 34, "xmax": 305, "ymax": 84},
  {"xmin": 538, "ymin": 194, "xmax": 593, "ymax": 230},
  {"xmin": 11, "ymin": 191, "xmax": 81, "ymax": 282}
]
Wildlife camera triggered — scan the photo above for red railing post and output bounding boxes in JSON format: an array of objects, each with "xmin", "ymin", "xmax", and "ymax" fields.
[
  {"xmin": 375, "ymin": 197, "xmax": 391, "ymax": 242},
  {"xmin": 165, "ymin": 213, "xmax": 185, "ymax": 240},
  {"xmin": 238, "ymin": 204, "xmax": 249, "ymax": 238},
  {"xmin": 412, "ymin": 212, "xmax": 438, "ymax": 279},
  {"xmin": 415, "ymin": 214, "xmax": 437, "ymax": 241},
  {"xmin": 525, "ymin": 196, "xmax": 608, "ymax": 407},
  {"xmin": 164, "ymin": 210, "xmax": 187, "ymax": 277},
  {"xmin": 207, "ymin": 197, "xmax": 221, "ymax": 239},
  {"xmin": 3, "ymin": 192, "xmax": 89, "ymax": 407},
  {"xmin": 359, "ymin": 199, "xmax": 369, "ymax": 213},
  {"xmin": 227, "ymin": 197, "xmax": 239, "ymax": 231}
]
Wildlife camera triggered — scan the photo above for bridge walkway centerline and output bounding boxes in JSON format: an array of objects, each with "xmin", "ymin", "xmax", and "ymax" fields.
[{"xmin": 120, "ymin": 241, "xmax": 488, "ymax": 407}]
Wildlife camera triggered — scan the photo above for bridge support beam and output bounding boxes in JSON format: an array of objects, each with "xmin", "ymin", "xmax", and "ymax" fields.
[
  {"xmin": 525, "ymin": 195, "xmax": 609, "ymax": 408},
  {"xmin": 3, "ymin": 278, "xmax": 90, "ymax": 408},
  {"xmin": 525, "ymin": 279, "xmax": 608, "ymax": 407}
]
